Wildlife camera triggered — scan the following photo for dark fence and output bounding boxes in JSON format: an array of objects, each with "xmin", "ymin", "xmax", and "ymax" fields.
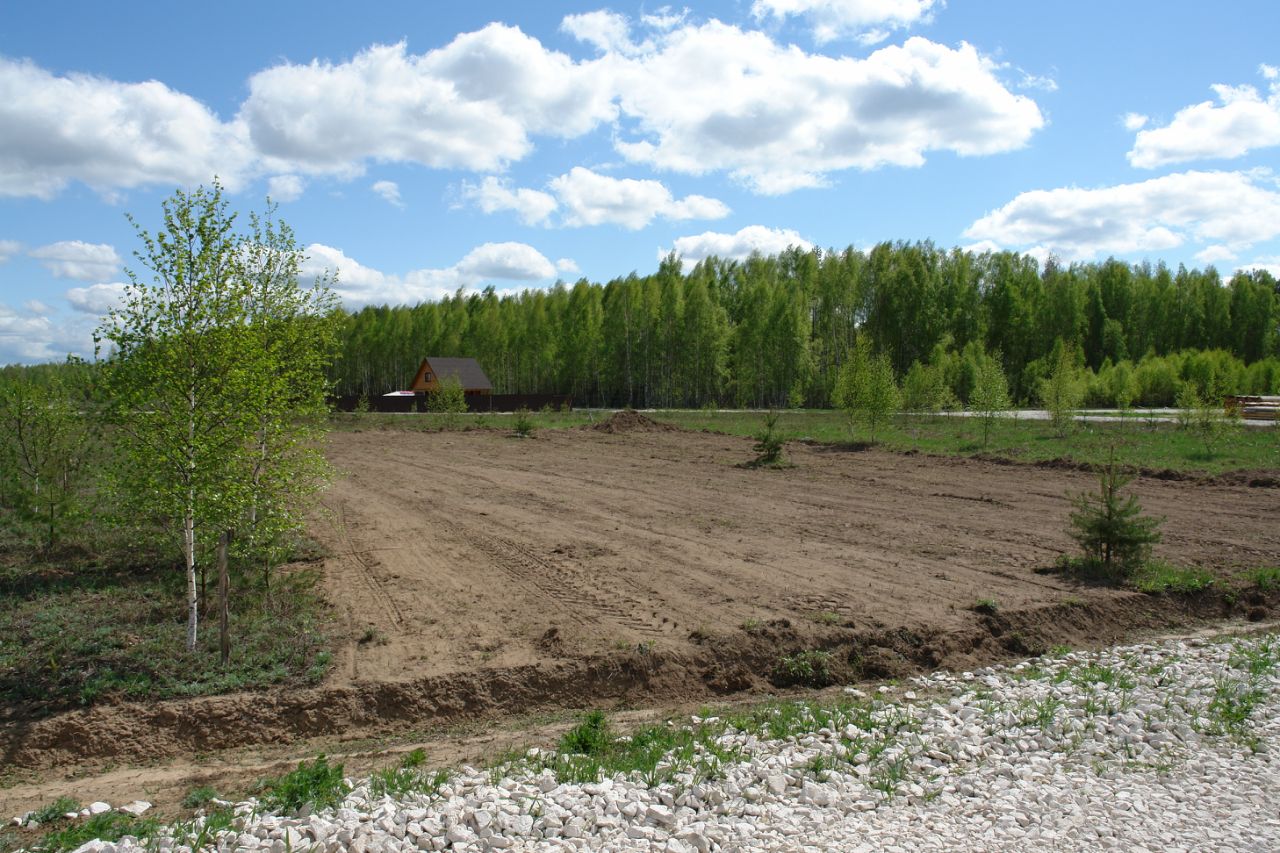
[
  {"xmin": 468, "ymin": 394, "xmax": 573, "ymax": 413},
  {"xmin": 330, "ymin": 393, "xmax": 573, "ymax": 413}
]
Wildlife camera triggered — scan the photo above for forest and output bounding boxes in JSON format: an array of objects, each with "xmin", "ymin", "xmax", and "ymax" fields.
[{"xmin": 331, "ymin": 243, "xmax": 1280, "ymax": 409}]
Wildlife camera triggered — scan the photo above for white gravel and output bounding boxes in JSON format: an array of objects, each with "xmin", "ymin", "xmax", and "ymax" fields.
[{"xmin": 33, "ymin": 630, "xmax": 1280, "ymax": 852}]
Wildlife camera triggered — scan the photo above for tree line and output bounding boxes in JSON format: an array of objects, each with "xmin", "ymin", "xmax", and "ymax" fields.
[{"xmin": 330, "ymin": 244, "xmax": 1280, "ymax": 409}]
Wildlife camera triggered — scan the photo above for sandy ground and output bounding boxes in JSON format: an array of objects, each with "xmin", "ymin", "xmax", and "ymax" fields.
[
  {"xmin": 2, "ymin": 416, "xmax": 1277, "ymax": 817},
  {"xmin": 316, "ymin": 418, "xmax": 1276, "ymax": 684}
]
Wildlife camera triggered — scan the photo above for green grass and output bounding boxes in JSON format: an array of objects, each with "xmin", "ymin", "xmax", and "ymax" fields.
[
  {"xmin": 254, "ymin": 755, "xmax": 350, "ymax": 814},
  {"xmin": 181, "ymin": 786, "xmax": 220, "ymax": 810},
  {"xmin": 1245, "ymin": 566, "xmax": 1280, "ymax": 590},
  {"xmin": 328, "ymin": 407, "xmax": 1279, "ymax": 474},
  {"xmin": 650, "ymin": 409, "xmax": 1279, "ymax": 475},
  {"xmin": 1132, "ymin": 561, "xmax": 1216, "ymax": 594},
  {"xmin": 24, "ymin": 812, "xmax": 162, "ymax": 853},
  {"xmin": 498, "ymin": 710, "xmax": 744, "ymax": 787},
  {"xmin": 368, "ymin": 749, "xmax": 451, "ymax": 800},
  {"xmin": 27, "ymin": 798, "xmax": 80, "ymax": 826},
  {"xmin": 0, "ymin": 559, "xmax": 332, "ymax": 713}
]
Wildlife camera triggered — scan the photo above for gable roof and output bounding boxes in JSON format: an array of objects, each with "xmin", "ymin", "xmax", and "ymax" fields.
[{"xmin": 410, "ymin": 357, "xmax": 493, "ymax": 392}]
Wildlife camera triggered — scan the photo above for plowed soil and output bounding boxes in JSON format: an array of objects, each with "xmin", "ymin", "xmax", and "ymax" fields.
[{"xmin": 3, "ymin": 423, "xmax": 1278, "ymax": 814}]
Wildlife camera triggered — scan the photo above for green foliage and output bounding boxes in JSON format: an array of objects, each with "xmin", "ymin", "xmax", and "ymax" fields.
[
  {"xmin": 1132, "ymin": 561, "xmax": 1215, "ymax": 594},
  {"xmin": 181, "ymin": 786, "xmax": 220, "ymax": 810},
  {"xmin": 428, "ymin": 375, "xmax": 468, "ymax": 415},
  {"xmin": 1067, "ymin": 450, "xmax": 1163, "ymax": 580},
  {"xmin": 513, "ymin": 407, "xmax": 535, "ymax": 438},
  {"xmin": 96, "ymin": 183, "xmax": 339, "ymax": 651},
  {"xmin": 560, "ymin": 710, "xmax": 612, "ymax": 756},
  {"xmin": 749, "ymin": 409, "xmax": 787, "ymax": 466},
  {"xmin": 28, "ymin": 812, "xmax": 161, "ymax": 853},
  {"xmin": 496, "ymin": 710, "xmax": 742, "ymax": 787},
  {"xmin": 901, "ymin": 360, "xmax": 954, "ymax": 416},
  {"xmin": 29, "ymin": 798, "xmax": 80, "ymax": 826},
  {"xmin": 968, "ymin": 352, "xmax": 1010, "ymax": 448},
  {"xmin": 0, "ymin": 562, "xmax": 331, "ymax": 712},
  {"xmin": 0, "ymin": 364, "xmax": 97, "ymax": 552},
  {"xmin": 369, "ymin": 749, "xmax": 450, "ymax": 799},
  {"xmin": 255, "ymin": 755, "xmax": 350, "ymax": 814},
  {"xmin": 833, "ymin": 339, "xmax": 900, "ymax": 442},
  {"xmin": 1038, "ymin": 343, "xmax": 1084, "ymax": 438},
  {"xmin": 773, "ymin": 649, "xmax": 837, "ymax": 687}
]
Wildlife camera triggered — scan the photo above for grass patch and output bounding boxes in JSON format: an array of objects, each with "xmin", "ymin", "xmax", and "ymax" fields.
[
  {"xmin": 368, "ymin": 748, "xmax": 450, "ymax": 800},
  {"xmin": 502, "ymin": 710, "xmax": 744, "ymax": 787},
  {"xmin": 1245, "ymin": 566, "xmax": 1280, "ymax": 591},
  {"xmin": 27, "ymin": 798, "xmax": 79, "ymax": 826},
  {"xmin": 254, "ymin": 755, "xmax": 350, "ymax": 814},
  {"xmin": 0, "ymin": 559, "xmax": 332, "ymax": 714},
  {"xmin": 25, "ymin": 812, "xmax": 162, "ymax": 853},
  {"xmin": 180, "ymin": 786, "xmax": 219, "ymax": 811},
  {"xmin": 1132, "ymin": 561, "xmax": 1216, "ymax": 594},
  {"xmin": 648, "ymin": 409, "xmax": 1278, "ymax": 475}
]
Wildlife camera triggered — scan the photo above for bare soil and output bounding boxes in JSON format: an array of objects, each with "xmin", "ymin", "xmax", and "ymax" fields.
[{"xmin": 3, "ymin": 423, "xmax": 1278, "ymax": 816}]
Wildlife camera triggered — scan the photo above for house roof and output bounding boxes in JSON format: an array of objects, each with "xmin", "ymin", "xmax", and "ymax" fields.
[{"xmin": 414, "ymin": 357, "xmax": 493, "ymax": 392}]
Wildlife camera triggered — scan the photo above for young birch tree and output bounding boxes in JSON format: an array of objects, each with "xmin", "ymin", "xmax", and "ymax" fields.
[
  {"xmin": 98, "ymin": 184, "xmax": 258, "ymax": 651},
  {"xmin": 97, "ymin": 183, "xmax": 338, "ymax": 653}
]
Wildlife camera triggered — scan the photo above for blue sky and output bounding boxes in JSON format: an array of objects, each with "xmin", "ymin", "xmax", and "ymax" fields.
[{"xmin": 2, "ymin": 0, "xmax": 1279, "ymax": 363}]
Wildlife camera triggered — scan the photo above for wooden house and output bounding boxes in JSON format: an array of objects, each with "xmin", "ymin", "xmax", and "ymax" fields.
[{"xmin": 409, "ymin": 357, "xmax": 493, "ymax": 396}]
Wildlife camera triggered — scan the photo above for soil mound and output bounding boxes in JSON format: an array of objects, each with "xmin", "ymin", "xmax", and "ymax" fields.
[{"xmin": 589, "ymin": 410, "xmax": 679, "ymax": 434}]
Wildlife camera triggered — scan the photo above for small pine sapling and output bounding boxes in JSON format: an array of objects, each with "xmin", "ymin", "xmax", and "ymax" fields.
[{"xmin": 1068, "ymin": 448, "xmax": 1162, "ymax": 581}]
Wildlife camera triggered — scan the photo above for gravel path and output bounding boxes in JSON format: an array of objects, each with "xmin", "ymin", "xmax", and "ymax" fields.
[{"xmin": 25, "ymin": 630, "xmax": 1280, "ymax": 852}]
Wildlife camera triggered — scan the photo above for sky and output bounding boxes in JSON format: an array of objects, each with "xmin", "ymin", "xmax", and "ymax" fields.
[{"xmin": 2, "ymin": 0, "xmax": 1279, "ymax": 364}]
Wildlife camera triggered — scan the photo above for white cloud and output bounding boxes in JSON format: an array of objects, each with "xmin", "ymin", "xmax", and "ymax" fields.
[
  {"xmin": 301, "ymin": 241, "xmax": 559, "ymax": 306},
  {"xmin": 5, "ymin": 18, "xmax": 1042, "ymax": 202},
  {"xmin": 664, "ymin": 225, "xmax": 813, "ymax": 267},
  {"xmin": 607, "ymin": 25, "xmax": 1044, "ymax": 194},
  {"xmin": 548, "ymin": 167, "xmax": 730, "ymax": 229},
  {"xmin": 459, "ymin": 177, "xmax": 558, "ymax": 226},
  {"xmin": 0, "ymin": 305, "xmax": 59, "ymax": 362},
  {"xmin": 1238, "ymin": 255, "xmax": 1280, "ymax": 278},
  {"xmin": 1122, "ymin": 112, "xmax": 1148, "ymax": 131},
  {"xmin": 267, "ymin": 174, "xmax": 305, "ymax": 202},
  {"xmin": 1018, "ymin": 72, "xmax": 1058, "ymax": 93},
  {"xmin": 65, "ymin": 282, "xmax": 128, "ymax": 315},
  {"xmin": 0, "ymin": 239, "xmax": 20, "ymax": 262},
  {"xmin": 372, "ymin": 180, "xmax": 404, "ymax": 208},
  {"xmin": 29, "ymin": 241, "xmax": 121, "ymax": 281},
  {"xmin": 964, "ymin": 170, "xmax": 1280, "ymax": 261},
  {"xmin": 1194, "ymin": 244, "xmax": 1238, "ymax": 265},
  {"xmin": 462, "ymin": 168, "xmax": 730, "ymax": 229},
  {"xmin": 561, "ymin": 10, "xmax": 652, "ymax": 55},
  {"xmin": 23, "ymin": 299, "xmax": 53, "ymax": 315},
  {"xmin": 0, "ymin": 57, "xmax": 253, "ymax": 199},
  {"xmin": 454, "ymin": 242, "xmax": 556, "ymax": 280},
  {"xmin": 750, "ymin": 0, "xmax": 938, "ymax": 44},
  {"xmin": 556, "ymin": 257, "xmax": 580, "ymax": 274},
  {"xmin": 241, "ymin": 29, "xmax": 616, "ymax": 176},
  {"xmin": 1128, "ymin": 67, "xmax": 1280, "ymax": 168}
]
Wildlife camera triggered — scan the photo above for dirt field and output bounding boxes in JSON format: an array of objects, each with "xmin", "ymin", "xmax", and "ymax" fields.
[{"xmin": 2, "ymin": 415, "xmax": 1278, "ymax": 815}]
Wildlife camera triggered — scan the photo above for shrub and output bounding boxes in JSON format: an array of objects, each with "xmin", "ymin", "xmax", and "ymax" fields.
[
  {"xmin": 1067, "ymin": 449, "xmax": 1163, "ymax": 580},
  {"xmin": 1038, "ymin": 343, "xmax": 1083, "ymax": 438},
  {"xmin": 969, "ymin": 352, "xmax": 1010, "ymax": 448},
  {"xmin": 750, "ymin": 410, "xmax": 787, "ymax": 466},
  {"xmin": 833, "ymin": 339, "xmax": 900, "ymax": 443},
  {"xmin": 513, "ymin": 407, "xmax": 535, "ymax": 438},
  {"xmin": 773, "ymin": 649, "xmax": 836, "ymax": 687},
  {"xmin": 560, "ymin": 710, "xmax": 612, "ymax": 756}
]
